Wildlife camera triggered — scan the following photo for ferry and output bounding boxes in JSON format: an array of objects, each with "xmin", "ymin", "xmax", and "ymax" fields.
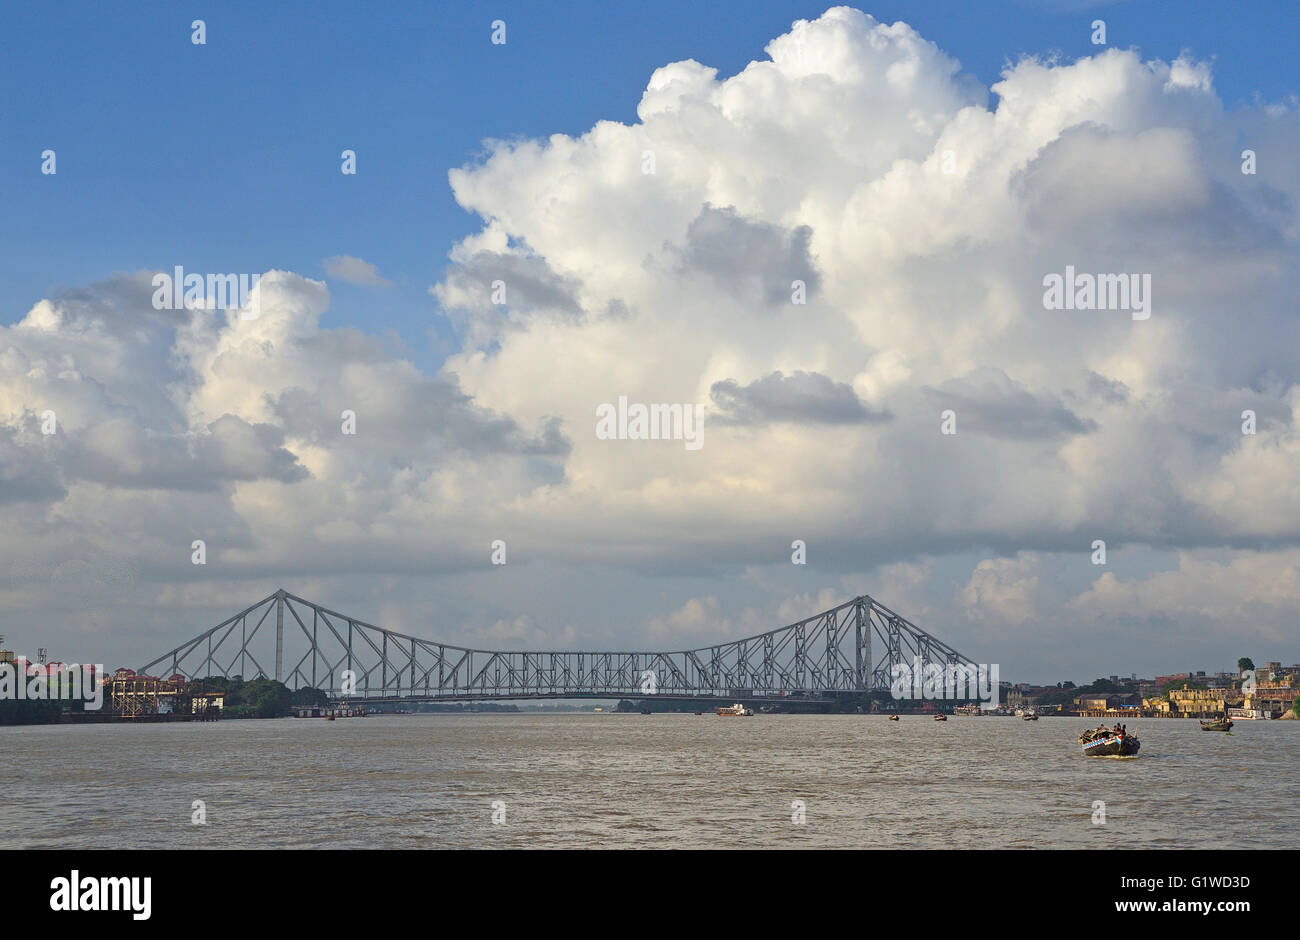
[
  {"xmin": 1228, "ymin": 706, "xmax": 1275, "ymax": 720},
  {"xmin": 716, "ymin": 703, "xmax": 753, "ymax": 717}
]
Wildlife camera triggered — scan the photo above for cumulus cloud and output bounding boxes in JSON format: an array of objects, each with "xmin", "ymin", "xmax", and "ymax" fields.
[{"xmin": 4, "ymin": 7, "xmax": 1299, "ymax": 678}]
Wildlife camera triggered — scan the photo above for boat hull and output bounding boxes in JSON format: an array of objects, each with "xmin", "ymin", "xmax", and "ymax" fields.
[{"xmin": 1081, "ymin": 735, "xmax": 1140, "ymax": 757}]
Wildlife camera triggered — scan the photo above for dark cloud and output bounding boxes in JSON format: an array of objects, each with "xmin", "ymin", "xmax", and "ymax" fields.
[
  {"xmin": 676, "ymin": 205, "xmax": 821, "ymax": 308},
  {"xmin": 0, "ymin": 423, "xmax": 67, "ymax": 504},
  {"xmin": 710, "ymin": 370, "xmax": 890, "ymax": 426},
  {"xmin": 1084, "ymin": 370, "xmax": 1130, "ymax": 404},
  {"xmin": 441, "ymin": 250, "xmax": 584, "ymax": 318},
  {"xmin": 923, "ymin": 368, "xmax": 1097, "ymax": 439}
]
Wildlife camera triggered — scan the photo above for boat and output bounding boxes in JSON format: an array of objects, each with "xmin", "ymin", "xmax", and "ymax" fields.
[
  {"xmin": 1078, "ymin": 725, "xmax": 1140, "ymax": 757},
  {"xmin": 1199, "ymin": 714, "xmax": 1232, "ymax": 732},
  {"xmin": 639, "ymin": 707, "xmax": 652, "ymax": 715},
  {"xmin": 1228, "ymin": 706, "xmax": 1275, "ymax": 720},
  {"xmin": 933, "ymin": 713, "xmax": 947, "ymax": 721},
  {"xmin": 716, "ymin": 703, "xmax": 753, "ymax": 717},
  {"xmin": 1022, "ymin": 710, "xmax": 1038, "ymax": 721},
  {"xmin": 888, "ymin": 714, "xmax": 900, "ymax": 721}
]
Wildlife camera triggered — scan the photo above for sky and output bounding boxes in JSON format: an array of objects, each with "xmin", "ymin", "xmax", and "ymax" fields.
[{"xmin": 0, "ymin": 0, "xmax": 1298, "ymax": 684}]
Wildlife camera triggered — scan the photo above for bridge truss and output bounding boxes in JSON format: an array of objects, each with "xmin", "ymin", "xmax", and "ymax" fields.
[{"xmin": 139, "ymin": 590, "xmax": 979, "ymax": 702}]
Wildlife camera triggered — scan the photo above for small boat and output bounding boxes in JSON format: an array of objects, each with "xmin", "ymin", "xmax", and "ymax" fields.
[
  {"xmin": 694, "ymin": 711, "xmax": 703, "ymax": 716},
  {"xmin": 933, "ymin": 713, "xmax": 947, "ymax": 722},
  {"xmin": 1199, "ymin": 715, "xmax": 1232, "ymax": 732},
  {"xmin": 716, "ymin": 703, "xmax": 753, "ymax": 717},
  {"xmin": 888, "ymin": 714, "xmax": 900, "ymax": 721},
  {"xmin": 639, "ymin": 707, "xmax": 652, "ymax": 715},
  {"xmin": 1078, "ymin": 726, "xmax": 1140, "ymax": 757},
  {"xmin": 1022, "ymin": 710, "xmax": 1038, "ymax": 721}
]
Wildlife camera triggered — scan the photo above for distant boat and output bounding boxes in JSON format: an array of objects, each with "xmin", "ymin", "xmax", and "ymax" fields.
[
  {"xmin": 888, "ymin": 714, "xmax": 900, "ymax": 721},
  {"xmin": 640, "ymin": 707, "xmax": 652, "ymax": 715},
  {"xmin": 1228, "ymin": 706, "xmax": 1273, "ymax": 720},
  {"xmin": 933, "ymin": 713, "xmax": 947, "ymax": 722},
  {"xmin": 1199, "ymin": 715, "xmax": 1232, "ymax": 732},
  {"xmin": 716, "ymin": 703, "xmax": 753, "ymax": 717},
  {"xmin": 1022, "ymin": 710, "xmax": 1039, "ymax": 721}
]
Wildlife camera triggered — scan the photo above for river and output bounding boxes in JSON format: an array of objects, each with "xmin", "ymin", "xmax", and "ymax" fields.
[{"xmin": 3, "ymin": 714, "xmax": 1296, "ymax": 848}]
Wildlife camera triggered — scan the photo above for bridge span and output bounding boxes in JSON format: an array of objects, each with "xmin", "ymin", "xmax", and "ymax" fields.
[{"xmin": 139, "ymin": 589, "xmax": 979, "ymax": 703}]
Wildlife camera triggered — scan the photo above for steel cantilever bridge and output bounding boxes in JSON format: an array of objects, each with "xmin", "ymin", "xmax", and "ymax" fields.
[{"xmin": 139, "ymin": 589, "xmax": 978, "ymax": 704}]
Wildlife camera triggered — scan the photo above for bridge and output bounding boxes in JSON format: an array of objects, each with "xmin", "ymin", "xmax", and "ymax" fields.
[{"xmin": 139, "ymin": 589, "xmax": 980, "ymax": 704}]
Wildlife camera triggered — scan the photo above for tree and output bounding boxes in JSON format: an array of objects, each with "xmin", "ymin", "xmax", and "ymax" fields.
[
  {"xmin": 291, "ymin": 687, "xmax": 329, "ymax": 708},
  {"xmin": 1293, "ymin": 695, "xmax": 1299, "ymax": 719},
  {"xmin": 1238, "ymin": 657, "xmax": 1255, "ymax": 673}
]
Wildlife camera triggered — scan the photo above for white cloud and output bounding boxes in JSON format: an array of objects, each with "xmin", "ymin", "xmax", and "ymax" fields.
[{"xmin": 322, "ymin": 255, "xmax": 394, "ymax": 288}]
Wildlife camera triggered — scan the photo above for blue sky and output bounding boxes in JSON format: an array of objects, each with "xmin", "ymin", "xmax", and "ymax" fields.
[{"xmin": 2, "ymin": 0, "xmax": 1296, "ymax": 374}]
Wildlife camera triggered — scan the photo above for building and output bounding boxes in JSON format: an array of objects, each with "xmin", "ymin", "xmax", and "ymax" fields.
[
  {"xmin": 105, "ymin": 670, "xmax": 223, "ymax": 719},
  {"xmin": 1075, "ymin": 692, "xmax": 1121, "ymax": 710},
  {"xmin": 1247, "ymin": 675, "xmax": 1295, "ymax": 717},
  {"xmin": 1166, "ymin": 685, "xmax": 1232, "ymax": 716}
]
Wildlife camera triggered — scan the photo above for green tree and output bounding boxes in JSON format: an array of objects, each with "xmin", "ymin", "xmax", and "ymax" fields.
[
  {"xmin": 1238, "ymin": 657, "xmax": 1255, "ymax": 673},
  {"xmin": 1293, "ymin": 695, "xmax": 1299, "ymax": 719},
  {"xmin": 291, "ymin": 687, "xmax": 329, "ymax": 708}
]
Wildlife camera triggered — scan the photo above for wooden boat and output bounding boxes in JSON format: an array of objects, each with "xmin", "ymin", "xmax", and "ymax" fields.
[
  {"xmin": 1078, "ymin": 726, "xmax": 1140, "ymax": 757},
  {"xmin": 1199, "ymin": 715, "xmax": 1232, "ymax": 732},
  {"xmin": 888, "ymin": 714, "xmax": 900, "ymax": 721},
  {"xmin": 933, "ymin": 713, "xmax": 947, "ymax": 721}
]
